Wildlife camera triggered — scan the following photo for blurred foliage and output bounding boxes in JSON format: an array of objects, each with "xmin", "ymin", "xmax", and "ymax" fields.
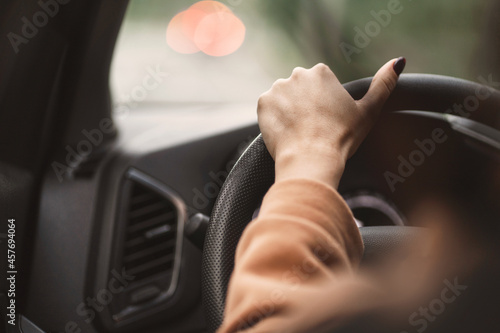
[
  {"xmin": 122, "ymin": 0, "xmax": 498, "ymax": 83},
  {"xmin": 256, "ymin": 0, "xmax": 496, "ymax": 82}
]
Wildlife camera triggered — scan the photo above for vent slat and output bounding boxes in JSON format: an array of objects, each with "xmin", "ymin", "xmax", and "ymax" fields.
[
  {"xmin": 130, "ymin": 192, "xmax": 157, "ymax": 206},
  {"xmin": 124, "ymin": 236, "xmax": 145, "ymax": 248},
  {"xmin": 118, "ymin": 180, "xmax": 178, "ymax": 285},
  {"xmin": 128, "ymin": 202, "xmax": 168, "ymax": 220},
  {"xmin": 123, "ymin": 239, "xmax": 176, "ymax": 263},
  {"xmin": 124, "ymin": 231, "xmax": 177, "ymax": 251},
  {"xmin": 125, "ymin": 254, "xmax": 175, "ymax": 277},
  {"xmin": 127, "ymin": 212, "xmax": 176, "ymax": 234}
]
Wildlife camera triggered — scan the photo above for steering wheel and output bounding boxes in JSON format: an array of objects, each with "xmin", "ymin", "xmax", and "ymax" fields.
[{"xmin": 201, "ymin": 74, "xmax": 500, "ymax": 332}]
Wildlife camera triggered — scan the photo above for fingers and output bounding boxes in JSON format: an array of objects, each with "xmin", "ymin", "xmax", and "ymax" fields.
[
  {"xmin": 310, "ymin": 63, "xmax": 341, "ymax": 83},
  {"xmin": 359, "ymin": 57, "xmax": 406, "ymax": 111}
]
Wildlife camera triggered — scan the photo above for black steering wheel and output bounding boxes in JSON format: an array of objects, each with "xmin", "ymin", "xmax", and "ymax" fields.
[{"xmin": 201, "ymin": 74, "xmax": 500, "ymax": 332}]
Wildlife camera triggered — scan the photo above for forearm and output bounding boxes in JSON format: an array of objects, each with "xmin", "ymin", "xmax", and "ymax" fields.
[
  {"xmin": 275, "ymin": 145, "xmax": 347, "ymax": 189},
  {"xmin": 218, "ymin": 179, "xmax": 363, "ymax": 333}
]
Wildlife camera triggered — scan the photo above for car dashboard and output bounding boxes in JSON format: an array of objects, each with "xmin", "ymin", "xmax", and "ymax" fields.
[{"xmin": 24, "ymin": 103, "xmax": 498, "ymax": 333}]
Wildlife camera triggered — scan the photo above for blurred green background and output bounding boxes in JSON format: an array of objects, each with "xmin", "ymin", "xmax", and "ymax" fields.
[{"xmin": 111, "ymin": 0, "xmax": 499, "ymax": 106}]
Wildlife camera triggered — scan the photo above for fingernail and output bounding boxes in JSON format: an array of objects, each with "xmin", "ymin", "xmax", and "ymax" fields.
[{"xmin": 393, "ymin": 57, "xmax": 406, "ymax": 76}]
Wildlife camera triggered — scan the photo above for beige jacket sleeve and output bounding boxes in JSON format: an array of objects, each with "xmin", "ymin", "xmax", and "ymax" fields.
[{"xmin": 217, "ymin": 178, "xmax": 366, "ymax": 333}]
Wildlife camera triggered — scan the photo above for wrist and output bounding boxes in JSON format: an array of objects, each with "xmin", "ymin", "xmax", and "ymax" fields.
[{"xmin": 274, "ymin": 146, "xmax": 347, "ymax": 188}]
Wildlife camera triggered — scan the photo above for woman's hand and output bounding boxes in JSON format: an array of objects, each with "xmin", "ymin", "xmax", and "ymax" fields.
[{"xmin": 257, "ymin": 58, "xmax": 406, "ymax": 187}]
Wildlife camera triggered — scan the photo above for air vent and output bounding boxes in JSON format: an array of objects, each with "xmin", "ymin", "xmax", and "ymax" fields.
[
  {"xmin": 110, "ymin": 168, "xmax": 185, "ymax": 322},
  {"xmin": 122, "ymin": 181, "xmax": 177, "ymax": 282}
]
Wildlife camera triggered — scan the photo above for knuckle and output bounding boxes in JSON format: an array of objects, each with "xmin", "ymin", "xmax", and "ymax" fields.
[
  {"xmin": 291, "ymin": 67, "xmax": 305, "ymax": 77},
  {"xmin": 314, "ymin": 63, "xmax": 330, "ymax": 72},
  {"xmin": 257, "ymin": 92, "xmax": 269, "ymax": 109},
  {"xmin": 274, "ymin": 78, "xmax": 287, "ymax": 85}
]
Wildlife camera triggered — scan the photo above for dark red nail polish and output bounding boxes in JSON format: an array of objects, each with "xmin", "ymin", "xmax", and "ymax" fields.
[{"xmin": 393, "ymin": 57, "xmax": 406, "ymax": 76}]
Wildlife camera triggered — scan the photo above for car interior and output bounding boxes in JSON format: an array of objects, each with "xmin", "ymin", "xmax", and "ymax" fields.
[{"xmin": 1, "ymin": 0, "xmax": 500, "ymax": 332}]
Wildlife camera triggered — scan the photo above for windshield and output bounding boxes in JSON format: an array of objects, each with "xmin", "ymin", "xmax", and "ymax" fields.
[{"xmin": 110, "ymin": 0, "xmax": 496, "ymax": 110}]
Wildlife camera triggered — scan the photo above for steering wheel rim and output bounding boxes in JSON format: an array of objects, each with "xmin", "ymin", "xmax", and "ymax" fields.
[{"xmin": 201, "ymin": 74, "xmax": 500, "ymax": 332}]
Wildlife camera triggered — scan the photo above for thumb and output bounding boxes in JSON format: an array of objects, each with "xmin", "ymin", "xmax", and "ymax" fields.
[{"xmin": 358, "ymin": 57, "xmax": 406, "ymax": 111}]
